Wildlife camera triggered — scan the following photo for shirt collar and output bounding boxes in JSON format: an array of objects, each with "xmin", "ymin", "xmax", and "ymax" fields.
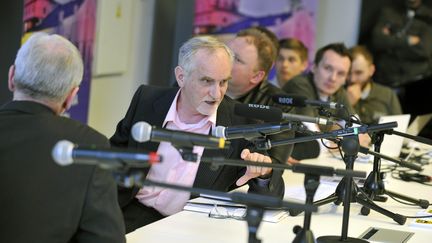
[
  {"xmin": 163, "ymin": 89, "xmax": 217, "ymax": 130},
  {"xmin": 0, "ymin": 100, "xmax": 56, "ymax": 115}
]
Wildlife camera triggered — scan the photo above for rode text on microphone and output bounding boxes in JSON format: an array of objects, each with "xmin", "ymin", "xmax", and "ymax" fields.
[
  {"xmin": 272, "ymin": 94, "xmax": 344, "ymax": 110},
  {"xmin": 234, "ymin": 103, "xmax": 335, "ymax": 125}
]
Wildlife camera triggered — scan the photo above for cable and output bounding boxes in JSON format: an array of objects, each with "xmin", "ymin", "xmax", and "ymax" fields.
[
  {"xmin": 321, "ymin": 139, "xmax": 339, "ymax": 150},
  {"xmin": 398, "ymin": 171, "xmax": 432, "ymax": 184}
]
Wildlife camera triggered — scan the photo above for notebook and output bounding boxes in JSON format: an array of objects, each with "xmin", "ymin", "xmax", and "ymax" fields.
[{"xmin": 378, "ymin": 114, "xmax": 411, "ymax": 158}]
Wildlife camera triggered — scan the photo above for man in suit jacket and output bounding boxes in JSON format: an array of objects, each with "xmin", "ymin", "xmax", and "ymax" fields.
[
  {"xmin": 110, "ymin": 36, "xmax": 284, "ymax": 232},
  {"xmin": 0, "ymin": 33, "xmax": 125, "ymax": 243},
  {"xmin": 226, "ymin": 28, "xmax": 294, "ymax": 165}
]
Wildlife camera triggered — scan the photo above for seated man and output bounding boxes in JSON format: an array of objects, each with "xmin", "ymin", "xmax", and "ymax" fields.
[
  {"xmin": 110, "ymin": 36, "xmax": 284, "ymax": 232},
  {"xmin": 270, "ymin": 38, "xmax": 309, "ymax": 88},
  {"xmin": 0, "ymin": 33, "xmax": 125, "ymax": 243},
  {"xmin": 282, "ymin": 43, "xmax": 369, "ymax": 161},
  {"xmin": 226, "ymin": 27, "xmax": 294, "ymax": 165},
  {"xmin": 347, "ymin": 45, "xmax": 402, "ymax": 124}
]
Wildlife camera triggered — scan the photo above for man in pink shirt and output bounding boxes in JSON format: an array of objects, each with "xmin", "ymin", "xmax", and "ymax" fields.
[{"xmin": 111, "ymin": 36, "xmax": 285, "ymax": 232}]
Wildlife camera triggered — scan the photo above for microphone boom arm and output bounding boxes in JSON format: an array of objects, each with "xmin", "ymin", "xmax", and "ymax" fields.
[
  {"xmin": 255, "ymin": 122, "xmax": 398, "ymax": 149},
  {"xmin": 359, "ymin": 146, "xmax": 423, "ymax": 171},
  {"xmin": 382, "ymin": 129, "xmax": 432, "ymax": 146},
  {"xmin": 200, "ymin": 157, "xmax": 366, "ymax": 178}
]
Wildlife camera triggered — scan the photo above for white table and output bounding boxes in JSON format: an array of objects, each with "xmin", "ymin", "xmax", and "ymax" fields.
[{"xmin": 127, "ymin": 153, "xmax": 432, "ymax": 243}]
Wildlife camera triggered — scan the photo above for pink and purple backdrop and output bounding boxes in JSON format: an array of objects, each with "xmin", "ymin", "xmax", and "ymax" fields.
[
  {"xmin": 23, "ymin": 0, "xmax": 97, "ymax": 123},
  {"xmin": 194, "ymin": 0, "xmax": 318, "ymax": 77}
]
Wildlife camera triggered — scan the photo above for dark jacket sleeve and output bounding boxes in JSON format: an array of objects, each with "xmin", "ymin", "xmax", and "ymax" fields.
[
  {"xmin": 247, "ymin": 170, "xmax": 285, "ymax": 199},
  {"xmin": 371, "ymin": 7, "xmax": 432, "ymax": 59},
  {"xmin": 371, "ymin": 8, "xmax": 410, "ymax": 50},
  {"xmin": 110, "ymin": 85, "xmax": 145, "ymax": 148},
  {"xmin": 74, "ymin": 167, "xmax": 126, "ymax": 243}
]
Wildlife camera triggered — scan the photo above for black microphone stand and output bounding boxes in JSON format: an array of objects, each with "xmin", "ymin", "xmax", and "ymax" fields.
[
  {"xmin": 292, "ymin": 172, "xmax": 319, "ymax": 243},
  {"xmin": 317, "ymin": 135, "xmax": 368, "ymax": 243},
  {"xmin": 289, "ymin": 164, "xmax": 362, "ymax": 243},
  {"xmin": 257, "ymin": 123, "xmax": 409, "ymax": 225},
  {"xmin": 359, "ymin": 131, "xmax": 430, "ymax": 215}
]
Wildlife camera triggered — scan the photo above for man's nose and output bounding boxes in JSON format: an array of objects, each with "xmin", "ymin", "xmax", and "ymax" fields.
[
  {"xmin": 330, "ymin": 71, "xmax": 338, "ymax": 81},
  {"xmin": 210, "ymin": 84, "xmax": 221, "ymax": 99}
]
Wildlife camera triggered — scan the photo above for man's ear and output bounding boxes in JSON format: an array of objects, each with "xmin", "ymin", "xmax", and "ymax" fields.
[
  {"xmin": 251, "ymin": 70, "xmax": 265, "ymax": 85},
  {"xmin": 175, "ymin": 66, "xmax": 185, "ymax": 87},
  {"xmin": 8, "ymin": 65, "xmax": 15, "ymax": 91},
  {"xmin": 63, "ymin": 86, "xmax": 79, "ymax": 111}
]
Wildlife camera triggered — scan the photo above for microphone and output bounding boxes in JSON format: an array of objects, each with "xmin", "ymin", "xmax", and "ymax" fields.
[
  {"xmin": 272, "ymin": 94, "xmax": 344, "ymax": 109},
  {"xmin": 234, "ymin": 103, "xmax": 335, "ymax": 125},
  {"xmin": 131, "ymin": 121, "xmax": 229, "ymax": 149},
  {"xmin": 212, "ymin": 122, "xmax": 296, "ymax": 140},
  {"xmin": 52, "ymin": 140, "xmax": 161, "ymax": 168}
]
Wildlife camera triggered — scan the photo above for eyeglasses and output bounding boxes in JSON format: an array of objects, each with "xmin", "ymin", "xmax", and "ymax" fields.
[{"xmin": 208, "ymin": 204, "xmax": 247, "ymax": 220}]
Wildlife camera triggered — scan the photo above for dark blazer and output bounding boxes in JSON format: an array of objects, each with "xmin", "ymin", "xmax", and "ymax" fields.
[
  {"xmin": 110, "ymin": 85, "xmax": 285, "ymax": 208},
  {"xmin": 371, "ymin": 4, "xmax": 432, "ymax": 86},
  {"xmin": 0, "ymin": 101, "xmax": 125, "ymax": 243}
]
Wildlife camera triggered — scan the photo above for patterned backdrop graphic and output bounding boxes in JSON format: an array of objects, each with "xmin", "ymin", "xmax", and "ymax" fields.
[
  {"xmin": 194, "ymin": 0, "xmax": 318, "ymax": 70},
  {"xmin": 23, "ymin": 0, "xmax": 97, "ymax": 123}
]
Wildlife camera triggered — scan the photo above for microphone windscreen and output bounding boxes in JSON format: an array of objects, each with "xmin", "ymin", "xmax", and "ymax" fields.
[
  {"xmin": 234, "ymin": 103, "xmax": 282, "ymax": 122},
  {"xmin": 272, "ymin": 94, "xmax": 307, "ymax": 107},
  {"xmin": 132, "ymin": 121, "xmax": 152, "ymax": 142},
  {"xmin": 52, "ymin": 140, "xmax": 75, "ymax": 166},
  {"xmin": 212, "ymin": 126, "xmax": 226, "ymax": 139}
]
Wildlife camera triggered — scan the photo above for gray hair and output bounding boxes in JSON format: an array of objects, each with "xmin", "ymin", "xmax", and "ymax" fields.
[
  {"xmin": 178, "ymin": 35, "xmax": 234, "ymax": 76},
  {"xmin": 13, "ymin": 32, "xmax": 83, "ymax": 102}
]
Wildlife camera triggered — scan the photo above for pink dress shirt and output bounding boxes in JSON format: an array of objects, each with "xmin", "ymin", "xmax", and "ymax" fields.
[{"xmin": 135, "ymin": 90, "xmax": 216, "ymax": 215}]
